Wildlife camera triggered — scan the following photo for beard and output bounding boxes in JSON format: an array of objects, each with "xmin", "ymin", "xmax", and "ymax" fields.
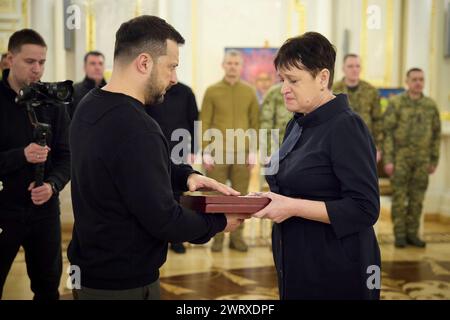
[{"xmin": 144, "ymin": 68, "xmax": 166, "ymax": 105}]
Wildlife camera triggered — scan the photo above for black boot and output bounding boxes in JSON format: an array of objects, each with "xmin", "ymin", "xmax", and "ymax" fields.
[
  {"xmin": 170, "ymin": 243, "xmax": 186, "ymax": 254},
  {"xmin": 406, "ymin": 235, "xmax": 426, "ymax": 248},
  {"xmin": 394, "ymin": 237, "xmax": 406, "ymax": 248}
]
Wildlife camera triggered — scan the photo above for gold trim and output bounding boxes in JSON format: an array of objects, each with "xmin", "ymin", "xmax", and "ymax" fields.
[
  {"xmin": 21, "ymin": 0, "xmax": 28, "ymax": 28},
  {"xmin": 360, "ymin": 0, "xmax": 397, "ymax": 87},
  {"xmin": 104, "ymin": 69, "xmax": 112, "ymax": 82},
  {"xmin": 85, "ymin": 0, "xmax": 96, "ymax": 52},
  {"xmin": 135, "ymin": 0, "xmax": 142, "ymax": 17},
  {"xmin": 399, "ymin": 0, "xmax": 408, "ymax": 86},
  {"xmin": 384, "ymin": 0, "xmax": 394, "ymax": 87},
  {"xmin": 293, "ymin": 0, "xmax": 306, "ymax": 35},
  {"xmin": 191, "ymin": 0, "xmax": 198, "ymax": 93}
]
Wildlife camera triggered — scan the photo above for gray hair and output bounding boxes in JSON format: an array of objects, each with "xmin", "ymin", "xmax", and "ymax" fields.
[{"xmin": 223, "ymin": 49, "xmax": 243, "ymax": 63}]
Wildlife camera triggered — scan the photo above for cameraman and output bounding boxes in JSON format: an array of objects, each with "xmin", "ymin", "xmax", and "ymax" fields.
[{"xmin": 0, "ymin": 29, "xmax": 70, "ymax": 300}]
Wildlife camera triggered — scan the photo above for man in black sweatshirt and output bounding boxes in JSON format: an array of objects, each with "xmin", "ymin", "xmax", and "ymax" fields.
[
  {"xmin": 68, "ymin": 15, "xmax": 246, "ymax": 300},
  {"xmin": 68, "ymin": 51, "xmax": 107, "ymax": 119},
  {"xmin": 0, "ymin": 29, "xmax": 71, "ymax": 300},
  {"xmin": 146, "ymin": 82, "xmax": 199, "ymax": 254}
]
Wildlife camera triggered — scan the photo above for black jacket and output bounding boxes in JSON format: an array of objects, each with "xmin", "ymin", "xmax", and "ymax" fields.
[
  {"xmin": 0, "ymin": 69, "xmax": 71, "ymax": 218},
  {"xmin": 146, "ymin": 82, "xmax": 199, "ymax": 156},
  {"xmin": 68, "ymin": 88, "xmax": 226, "ymax": 290},
  {"xmin": 68, "ymin": 76, "xmax": 107, "ymax": 118},
  {"xmin": 268, "ymin": 94, "xmax": 381, "ymax": 300}
]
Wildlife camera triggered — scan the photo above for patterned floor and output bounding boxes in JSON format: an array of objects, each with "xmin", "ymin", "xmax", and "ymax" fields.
[
  {"xmin": 159, "ymin": 259, "xmax": 450, "ymax": 300},
  {"xmin": 3, "ymin": 222, "xmax": 450, "ymax": 300}
]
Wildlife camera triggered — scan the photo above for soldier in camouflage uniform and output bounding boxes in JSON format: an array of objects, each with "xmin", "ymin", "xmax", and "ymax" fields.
[
  {"xmin": 333, "ymin": 54, "xmax": 383, "ymax": 159},
  {"xmin": 383, "ymin": 68, "xmax": 441, "ymax": 248},
  {"xmin": 259, "ymin": 83, "xmax": 292, "ymax": 160}
]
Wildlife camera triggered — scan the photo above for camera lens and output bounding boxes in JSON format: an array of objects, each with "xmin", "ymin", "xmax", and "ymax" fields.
[
  {"xmin": 55, "ymin": 81, "xmax": 73, "ymax": 101},
  {"xmin": 56, "ymin": 86, "xmax": 70, "ymax": 101}
]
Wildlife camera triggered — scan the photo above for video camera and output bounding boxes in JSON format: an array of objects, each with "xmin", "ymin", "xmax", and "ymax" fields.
[
  {"xmin": 16, "ymin": 80, "xmax": 73, "ymax": 106},
  {"xmin": 15, "ymin": 80, "xmax": 73, "ymax": 187}
]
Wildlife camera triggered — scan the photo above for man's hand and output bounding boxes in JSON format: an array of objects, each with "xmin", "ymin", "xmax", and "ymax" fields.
[
  {"xmin": 28, "ymin": 181, "xmax": 53, "ymax": 205},
  {"xmin": 24, "ymin": 143, "xmax": 50, "ymax": 164},
  {"xmin": 202, "ymin": 153, "xmax": 215, "ymax": 172},
  {"xmin": 376, "ymin": 149, "xmax": 382, "ymax": 163},
  {"xmin": 384, "ymin": 163, "xmax": 394, "ymax": 177},
  {"xmin": 187, "ymin": 174, "xmax": 240, "ymax": 196},
  {"xmin": 223, "ymin": 213, "xmax": 249, "ymax": 232},
  {"xmin": 246, "ymin": 152, "xmax": 257, "ymax": 170},
  {"xmin": 429, "ymin": 165, "xmax": 437, "ymax": 174},
  {"xmin": 187, "ymin": 153, "xmax": 197, "ymax": 165}
]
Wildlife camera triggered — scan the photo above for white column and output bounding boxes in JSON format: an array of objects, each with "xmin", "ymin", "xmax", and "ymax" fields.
[
  {"xmin": 166, "ymin": 0, "xmax": 192, "ymax": 86},
  {"xmin": 413, "ymin": 0, "xmax": 450, "ymax": 221},
  {"xmin": 30, "ymin": 0, "xmax": 55, "ymax": 81},
  {"xmin": 53, "ymin": 0, "xmax": 66, "ymax": 81},
  {"xmin": 305, "ymin": 0, "xmax": 333, "ymax": 39},
  {"xmin": 158, "ymin": 0, "xmax": 168, "ymax": 20},
  {"xmin": 404, "ymin": 0, "xmax": 432, "ymax": 94},
  {"xmin": 424, "ymin": 121, "xmax": 450, "ymax": 218}
]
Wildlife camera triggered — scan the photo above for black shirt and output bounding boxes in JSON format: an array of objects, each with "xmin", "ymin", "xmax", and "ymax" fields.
[
  {"xmin": 68, "ymin": 76, "xmax": 107, "ymax": 119},
  {"xmin": 268, "ymin": 94, "xmax": 381, "ymax": 299},
  {"xmin": 68, "ymin": 88, "xmax": 226, "ymax": 290},
  {"xmin": 0, "ymin": 69, "xmax": 71, "ymax": 217},
  {"xmin": 146, "ymin": 82, "xmax": 199, "ymax": 157}
]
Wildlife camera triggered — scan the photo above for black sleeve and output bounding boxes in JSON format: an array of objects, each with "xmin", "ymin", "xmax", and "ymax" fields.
[
  {"xmin": 111, "ymin": 131, "xmax": 226, "ymax": 243},
  {"xmin": 69, "ymin": 83, "xmax": 84, "ymax": 119},
  {"xmin": 46, "ymin": 105, "xmax": 71, "ymax": 192},
  {"xmin": 170, "ymin": 162, "xmax": 201, "ymax": 192},
  {"xmin": 325, "ymin": 113, "xmax": 380, "ymax": 239},
  {"xmin": 0, "ymin": 147, "xmax": 27, "ymax": 176},
  {"xmin": 186, "ymin": 87, "xmax": 199, "ymax": 154}
]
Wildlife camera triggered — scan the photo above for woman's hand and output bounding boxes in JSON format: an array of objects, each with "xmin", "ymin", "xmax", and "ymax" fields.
[
  {"xmin": 249, "ymin": 191, "xmax": 330, "ymax": 224},
  {"xmin": 250, "ymin": 192, "xmax": 297, "ymax": 223}
]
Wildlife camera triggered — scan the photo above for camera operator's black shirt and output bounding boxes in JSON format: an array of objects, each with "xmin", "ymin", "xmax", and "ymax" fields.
[
  {"xmin": 0, "ymin": 69, "xmax": 71, "ymax": 218},
  {"xmin": 68, "ymin": 88, "xmax": 226, "ymax": 290}
]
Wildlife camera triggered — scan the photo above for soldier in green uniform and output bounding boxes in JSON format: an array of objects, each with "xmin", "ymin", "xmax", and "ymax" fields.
[
  {"xmin": 259, "ymin": 83, "xmax": 292, "ymax": 160},
  {"xmin": 200, "ymin": 50, "xmax": 260, "ymax": 252},
  {"xmin": 383, "ymin": 68, "xmax": 441, "ymax": 248},
  {"xmin": 333, "ymin": 54, "xmax": 383, "ymax": 161}
]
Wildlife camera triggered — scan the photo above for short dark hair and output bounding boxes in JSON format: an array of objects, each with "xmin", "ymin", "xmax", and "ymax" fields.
[
  {"xmin": 343, "ymin": 53, "xmax": 359, "ymax": 63},
  {"xmin": 84, "ymin": 51, "xmax": 105, "ymax": 64},
  {"xmin": 7, "ymin": 29, "xmax": 46, "ymax": 53},
  {"xmin": 406, "ymin": 67, "xmax": 423, "ymax": 78},
  {"xmin": 274, "ymin": 32, "xmax": 336, "ymax": 89},
  {"xmin": 114, "ymin": 15, "xmax": 185, "ymax": 63}
]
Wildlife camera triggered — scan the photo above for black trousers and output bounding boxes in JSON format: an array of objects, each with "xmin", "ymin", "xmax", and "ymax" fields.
[
  {"xmin": 72, "ymin": 279, "xmax": 161, "ymax": 300},
  {"xmin": 0, "ymin": 210, "xmax": 62, "ymax": 300},
  {"xmin": 171, "ymin": 192, "xmax": 183, "ymax": 247}
]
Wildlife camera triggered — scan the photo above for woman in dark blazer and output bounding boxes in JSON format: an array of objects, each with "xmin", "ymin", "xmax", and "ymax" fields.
[{"xmin": 252, "ymin": 32, "xmax": 381, "ymax": 300}]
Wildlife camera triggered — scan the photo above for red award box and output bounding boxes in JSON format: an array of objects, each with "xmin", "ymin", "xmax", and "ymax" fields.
[{"xmin": 179, "ymin": 195, "xmax": 270, "ymax": 214}]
